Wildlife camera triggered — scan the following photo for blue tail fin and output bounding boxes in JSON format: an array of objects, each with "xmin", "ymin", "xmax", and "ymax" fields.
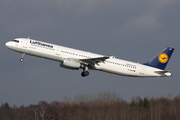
[{"xmin": 144, "ymin": 47, "xmax": 174, "ymax": 70}]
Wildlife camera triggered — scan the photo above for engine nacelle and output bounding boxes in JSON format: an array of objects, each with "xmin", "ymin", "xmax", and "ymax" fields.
[{"xmin": 60, "ymin": 58, "xmax": 81, "ymax": 70}]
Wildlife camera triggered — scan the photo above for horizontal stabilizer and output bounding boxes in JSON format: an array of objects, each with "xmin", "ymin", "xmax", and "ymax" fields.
[{"xmin": 154, "ymin": 71, "xmax": 172, "ymax": 76}]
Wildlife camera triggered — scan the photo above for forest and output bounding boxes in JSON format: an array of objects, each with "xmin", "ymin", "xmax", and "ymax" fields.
[{"xmin": 0, "ymin": 91, "xmax": 180, "ymax": 120}]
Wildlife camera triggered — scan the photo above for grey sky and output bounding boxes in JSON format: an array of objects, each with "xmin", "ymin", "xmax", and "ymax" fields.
[{"xmin": 1, "ymin": 0, "xmax": 180, "ymax": 106}]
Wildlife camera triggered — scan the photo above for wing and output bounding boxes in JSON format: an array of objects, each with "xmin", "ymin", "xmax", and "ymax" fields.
[{"xmin": 79, "ymin": 56, "xmax": 110, "ymax": 65}]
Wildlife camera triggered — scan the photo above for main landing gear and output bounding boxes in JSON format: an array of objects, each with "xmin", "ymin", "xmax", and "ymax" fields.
[
  {"xmin": 81, "ymin": 71, "xmax": 89, "ymax": 77},
  {"xmin": 20, "ymin": 53, "xmax": 25, "ymax": 62},
  {"xmin": 81, "ymin": 66, "xmax": 89, "ymax": 77}
]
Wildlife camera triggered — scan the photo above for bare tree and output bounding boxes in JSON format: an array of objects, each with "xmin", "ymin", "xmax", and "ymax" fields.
[{"xmin": 1, "ymin": 92, "xmax": 180, "ymax": 120}]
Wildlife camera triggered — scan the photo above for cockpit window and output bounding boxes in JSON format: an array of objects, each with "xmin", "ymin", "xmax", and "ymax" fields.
[{"xmin": 12, "ymin": 40, "xmax": 19, "ymax": 43}]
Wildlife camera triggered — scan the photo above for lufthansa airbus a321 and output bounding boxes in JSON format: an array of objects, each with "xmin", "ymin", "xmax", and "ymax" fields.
[{"xmin": 5, "ymin": 38, "xmax": 174, "ymax": 77}]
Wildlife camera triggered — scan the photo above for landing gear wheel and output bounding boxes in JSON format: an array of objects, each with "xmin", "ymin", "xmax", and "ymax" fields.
[
  {"xmin": 81, "ymin": 71, "xmax": 89, "ymax": 77},
  {"xmin": 84, "ymin": 71, "xmax": 89, "ymax": 76},
  {"xmin": 81, "ymin": 72, "xmax": 85, "ymax": 77},
  {"xmin": 20, "ymin": 58, "xmax": 24, "ymax": 62}
]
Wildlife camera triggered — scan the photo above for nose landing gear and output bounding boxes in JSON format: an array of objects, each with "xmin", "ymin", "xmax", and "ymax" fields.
[{"xmin": 20, "ymin": 53, "xmax": 25, "ymax": 62}]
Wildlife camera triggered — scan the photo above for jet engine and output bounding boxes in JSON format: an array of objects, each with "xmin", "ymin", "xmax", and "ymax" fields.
[{"xmin": 60, "ymin": 58, "xmax": 81, "ymax": 70}]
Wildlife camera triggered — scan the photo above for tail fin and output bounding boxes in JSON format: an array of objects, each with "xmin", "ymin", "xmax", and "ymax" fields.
[{"xmin": 144, "ymin": 47, "xmax": 174, "ymax": 70}]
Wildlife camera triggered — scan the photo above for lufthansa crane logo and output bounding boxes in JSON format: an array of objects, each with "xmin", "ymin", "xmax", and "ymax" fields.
[{"xmin": 158, "ymin": 53, "xmax": 169, "ymax": 64}]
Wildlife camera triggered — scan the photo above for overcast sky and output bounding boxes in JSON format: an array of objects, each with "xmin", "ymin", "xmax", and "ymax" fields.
[{"xmin": 1, "ymin": 0, "xmax": 180, "ymax": 106}]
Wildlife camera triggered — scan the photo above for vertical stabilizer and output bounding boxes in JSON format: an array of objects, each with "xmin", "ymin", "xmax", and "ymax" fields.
[{"xmin": 144, "ymin": 47, "xmax": 174, "ymax": 70}]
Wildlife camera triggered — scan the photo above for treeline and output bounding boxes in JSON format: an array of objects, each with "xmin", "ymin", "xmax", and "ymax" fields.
[{"xmin": 0, "ymin": 92, "xmax": 180, "ymax": 120}]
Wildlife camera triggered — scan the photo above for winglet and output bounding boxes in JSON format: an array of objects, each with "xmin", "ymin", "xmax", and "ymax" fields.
[{"xmin": 144, "ymin": 47, "xmax": 174, "ymax": 70}]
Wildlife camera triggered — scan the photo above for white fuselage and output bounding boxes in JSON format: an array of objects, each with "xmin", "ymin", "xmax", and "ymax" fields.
[{"xmin": 5, "ymin": 38, "xmax": 170, "ymax": 77}]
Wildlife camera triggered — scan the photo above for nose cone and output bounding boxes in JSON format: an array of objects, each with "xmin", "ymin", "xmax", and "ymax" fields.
[{"xmin": 5, "ymin": 42, "xmax": 11, "ymax": 48}]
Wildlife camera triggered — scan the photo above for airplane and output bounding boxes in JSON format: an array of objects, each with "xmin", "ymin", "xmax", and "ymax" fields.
[{"xmin": 5, "ymin": 38, "xmax": 174, "ymax": 77}]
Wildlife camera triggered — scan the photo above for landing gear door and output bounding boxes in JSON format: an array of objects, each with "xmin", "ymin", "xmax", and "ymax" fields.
[{"xmin": 56, "ymin": 47, "xmax": 60, "ymax": 56}]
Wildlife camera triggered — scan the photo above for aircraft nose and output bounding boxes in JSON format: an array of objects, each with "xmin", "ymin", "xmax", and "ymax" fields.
[{"xmin": 5, "ymin": 42, "xmax": 11, "ymax": 48}]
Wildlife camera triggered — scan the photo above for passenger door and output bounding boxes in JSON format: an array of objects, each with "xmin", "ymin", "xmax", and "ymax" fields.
[
  {"xmin": 56, "ymin": 47, "xmax": 60, "ymax": 56},
  {"xmin": 23, "ymin": 40, "xmax": 28, "ymax": 48},
  {"xmin": 140, "ymin": 65, "xmax": 145, "ymax": 75}
]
